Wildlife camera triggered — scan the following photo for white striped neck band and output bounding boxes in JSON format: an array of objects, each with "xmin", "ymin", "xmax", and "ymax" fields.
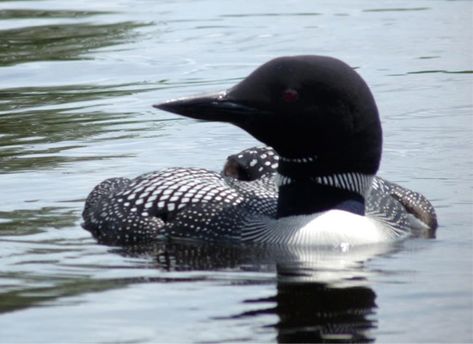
[
  {"xmin": 278, "ymin": 155, "xmax": 318, "ymax": 164},
  {"xmin": 275, "ymin": 172, "xmax": 374, "ymax": 197}
]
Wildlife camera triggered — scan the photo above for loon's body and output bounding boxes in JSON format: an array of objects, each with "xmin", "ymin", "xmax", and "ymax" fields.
[{"xmin": 82, "ymin": 55, "xmax": 437, "ymax": 246}]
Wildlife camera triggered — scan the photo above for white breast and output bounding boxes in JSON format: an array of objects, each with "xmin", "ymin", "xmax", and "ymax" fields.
[{"xmin": 244, "ymin": 210, "xmax": 404, "ymax": 247}]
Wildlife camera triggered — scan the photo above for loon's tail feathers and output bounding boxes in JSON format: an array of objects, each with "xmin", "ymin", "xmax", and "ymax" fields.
[
  {"xmin": 83, "ymin": 177, "xmax": 131, "ymax": 211},
  {"xmin": 82, "ymin": 177, "xmax": 165, "ymax": 245}
]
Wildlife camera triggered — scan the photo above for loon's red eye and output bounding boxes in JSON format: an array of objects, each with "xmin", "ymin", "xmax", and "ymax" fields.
[{"xmin": 281, "ymin": 88, "xmax": 299, "ymax": 103}]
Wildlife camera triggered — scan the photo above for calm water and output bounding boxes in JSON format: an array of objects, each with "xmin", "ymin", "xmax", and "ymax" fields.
[{"xmin": 0, "ymin": 0, "xmax": 472, "ymax": 342}]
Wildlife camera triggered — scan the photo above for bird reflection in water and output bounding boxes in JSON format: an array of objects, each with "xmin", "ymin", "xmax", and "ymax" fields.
[
  {"xmin": 242, "ymin": 279, "xmax": 376, "ymax": 343},
  {"xmin": 117, "ymin": 242, "xmax": 397, "ymax": 343}
]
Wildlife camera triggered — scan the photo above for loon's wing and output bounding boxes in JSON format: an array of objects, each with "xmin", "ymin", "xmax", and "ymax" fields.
[
  {"xmin": 224, "ymin": 146, "xmax": 438, "ymax": 235},
  {"xmin": 82, "ymin": 168, "xmax": 238, "ymax": 244},
  {"xmin": 368, "ymin": 177, "xmax": 437, "ymax": 238},
  {"xmin": 82, "ymin": 146, "xmax": 437, "ymax": 245},
  {"xmin": 365, "ymin": 177, "xmax": 411, "ymax": 236},
  {"xmin": 82, "ymin": 167, "xmax": 277, "ymax": 245},
  {"xmin": 223, "ymin": 146, "xmax": 279, "ymax": 181}
]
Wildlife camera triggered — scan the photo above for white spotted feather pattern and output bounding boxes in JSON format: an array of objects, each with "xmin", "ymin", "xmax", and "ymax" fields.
[{"xmin": 83, "ymin": 147, "xmax": 437, "ymax": 245}]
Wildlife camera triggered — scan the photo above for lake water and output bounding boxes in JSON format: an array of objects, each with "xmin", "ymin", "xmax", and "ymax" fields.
[{"xmin": 0, "ymin": 0, "xmax": 472, "ymax": 342}]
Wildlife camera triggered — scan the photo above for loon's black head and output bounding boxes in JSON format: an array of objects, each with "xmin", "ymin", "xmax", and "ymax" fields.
[{"xmin": 154, "ymin": 55, "xmax": 382, "ymax": 176}]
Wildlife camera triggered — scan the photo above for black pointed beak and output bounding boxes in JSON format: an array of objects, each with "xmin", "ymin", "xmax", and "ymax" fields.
[{"xmin": 153, "ymin": 91, "xmax": 264, "ymax": 124}]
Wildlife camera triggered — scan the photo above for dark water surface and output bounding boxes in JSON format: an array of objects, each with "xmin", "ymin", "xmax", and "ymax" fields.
[{"xmin": 0, "ymin": 0, "xmax": 472, "ymax": 342}]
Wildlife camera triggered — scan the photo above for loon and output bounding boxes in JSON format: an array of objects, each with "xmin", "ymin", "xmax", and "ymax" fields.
[{"xmin": 82, "ymin": 55, "xmax": 437, "ymax": 246}]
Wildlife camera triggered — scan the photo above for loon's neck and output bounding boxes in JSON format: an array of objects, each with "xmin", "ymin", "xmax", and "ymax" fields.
[{"xmin": 275, "ymin": 158, "xmax": 374, "ymax": 218}]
